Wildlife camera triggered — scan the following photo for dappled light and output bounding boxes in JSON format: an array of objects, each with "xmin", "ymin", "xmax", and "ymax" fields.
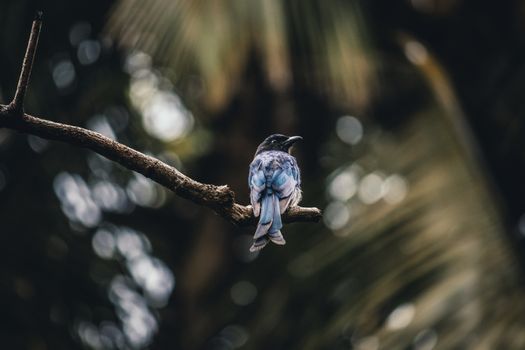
[
  {"xmin": 108, "ymin": 275, "xmax": 158, "ymax": 348},
  {"xmin": 27, "ymin": 135, "xmax": 49, "ymax": 153},
  {"xmin": 87, "ymin": 115, "xmax": 117, "ymax": 140},
  {"xmin": 54, "ymin": 154, "xmax": 174, "ymax": 347},
  {"xmin": 91, "ymin": 224, "xmax": 175, "ymax": 348},
  {"xmin": 328, "ymin": 167, "xmax": 359, "ymax": 201},
  {"xmin": 127, "ymin": 51, "xmax": 194, "ymax": 142},
  {"xmin": 126, "ymin": 173, "xmax": 167, "ymax": 208},
  {"xmin": 386, "ymin": 303, "xmax": 416, "ymax": 331},
  {"xmin": 209, "ymin": 325, "xmax": 249, "ymax": 350},
  {"xmin": 336, "ymin": 115, "xmax": 363, "ymax": 145},
  {"xmin": 54, "ymin": 172, "xmax": 102, "ymax": 228},
  {"xmin": 324, "ymin": 201, "xmax": 351, "ymax": 231},
  {"xmin": 77, "ymin": 40, "xmax": 101, "ymax": 65},
  {"xmin": 91, "ymin": 179, "xmax": 130, "ymax": 213},
  {"xmin": 358, "ymin": 172, "xmax": 385, "ymax": 204},
  {"xmin": 52, "ymin": 59, "xmax": 76, "ymax": 91}
]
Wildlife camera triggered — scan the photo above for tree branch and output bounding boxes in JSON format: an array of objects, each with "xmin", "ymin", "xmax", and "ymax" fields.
[
  {"xmin": 0, "ymin": 14, "xmax": 322, "ymax": 227},
  {"xmin": 8, "ymin": 11, "xmax": 42, "ymax": 113}
]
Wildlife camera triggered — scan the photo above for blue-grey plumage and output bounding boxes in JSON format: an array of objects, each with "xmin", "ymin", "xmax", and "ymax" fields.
[{"xmin": 248, "ymin": 134, "xmax": 303, "ymax": 252}]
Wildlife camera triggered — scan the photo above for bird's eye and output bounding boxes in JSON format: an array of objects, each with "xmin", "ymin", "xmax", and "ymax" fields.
[{"xmin": 271, "ymin": 140, "xmax": 276, "ymax": 144}]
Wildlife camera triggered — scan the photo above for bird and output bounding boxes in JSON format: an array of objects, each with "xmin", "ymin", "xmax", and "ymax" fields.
[{"xmin": 248, "ymin": 134, "xmax": 303, "ymax": 252}]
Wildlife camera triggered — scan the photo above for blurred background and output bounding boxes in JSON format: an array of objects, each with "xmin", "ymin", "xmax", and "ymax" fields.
[{"xmin": 1, "ymin": 0, "xmax": 525, "ymax": 349}]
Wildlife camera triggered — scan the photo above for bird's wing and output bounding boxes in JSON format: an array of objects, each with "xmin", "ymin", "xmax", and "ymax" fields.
[
  {"xmin": 291, "ymin": 157, "xmax": 301, "ymax": 187},
  {"xmin": 249, "ymin": 158, "xmax": 265, "ymax": 217},
  {"xmin": 272, "ymin": 158, "xmax": 300, "ymax": 214}
]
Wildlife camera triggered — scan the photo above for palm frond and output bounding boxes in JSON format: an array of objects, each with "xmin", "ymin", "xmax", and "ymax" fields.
[{"xmin": 108, "ymin": 0, "xmax": 375, "ymax": 111}]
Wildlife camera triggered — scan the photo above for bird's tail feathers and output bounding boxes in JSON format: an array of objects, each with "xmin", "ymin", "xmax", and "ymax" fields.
[
  {"xmin": 249, "ymin": 236, "xmax": 269, "ymax": 252},
  {"xmin": 268, "ymin": 230, "xmax": 286, "ymax": 245},
  {"xmin": 254, "ymin": 193, "xmax": 274, "ymax": 239},
  {"xmin": 252, "ymin": 192, "xmax": 286, "ymax": 248},
  {"xmin": 253, "ymin": 191, "xmax": 286, "ymax": 248},
  {"xmin": 254, "ymin": 221, "xmax": 272, "ymax": 240},
  {"xmin": 268, "ymin": 193, "xmax": 283, "ymax": 238}
]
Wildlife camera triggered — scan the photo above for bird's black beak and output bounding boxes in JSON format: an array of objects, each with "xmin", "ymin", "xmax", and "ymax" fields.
[{"xmin": 284, "ymin": 136, "xmax": 303, "ymax": 148}]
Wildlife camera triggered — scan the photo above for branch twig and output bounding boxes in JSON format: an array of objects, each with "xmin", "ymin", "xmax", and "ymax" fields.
[
  {"xmin": 0, "ymin": 13, "xmax": 322, "ymax": 226},
  {"xmin": 8, "ymin": 11, "xmax": 43, "ymax": 113}
]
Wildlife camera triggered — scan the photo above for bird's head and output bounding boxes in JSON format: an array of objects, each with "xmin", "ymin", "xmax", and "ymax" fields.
[{"xmin": 256, "ymin": 134, "xmax": 303, "ymax": 155}]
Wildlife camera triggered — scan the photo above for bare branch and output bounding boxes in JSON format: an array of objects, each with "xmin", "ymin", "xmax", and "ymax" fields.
[
  {"xmin": 0, "ymin": 13, "xmax": 322, "ymax": 227},
  {"xmin": 0, "ymin": 109, "xmax": 322, "ymax": 225},
  {"xmin": 9, "ymin": 11, "xmax": 43, "ymax": 113}
]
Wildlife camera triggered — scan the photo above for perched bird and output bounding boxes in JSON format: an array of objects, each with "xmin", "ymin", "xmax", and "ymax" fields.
[{"xmin": 248, "ymin": 134, "xmax": 303, "ymax": 252}]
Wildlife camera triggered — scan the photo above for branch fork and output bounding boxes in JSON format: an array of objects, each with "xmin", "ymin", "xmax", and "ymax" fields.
[{"xmin": 0, "ymin": 13, "xmax": 322, "ymax": 226}]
